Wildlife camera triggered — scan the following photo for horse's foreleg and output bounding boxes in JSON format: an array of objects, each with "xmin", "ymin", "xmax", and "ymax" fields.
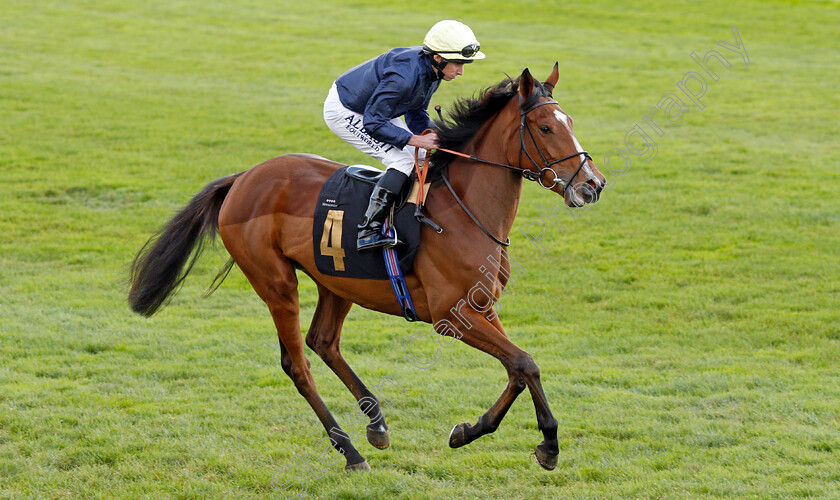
[
  {"xmin": 305, "ymin": 285, "xmax": 390, "ymax": 450},
  {"xmin": 448, "ymin": 375, "xmax": 524, "ymax": 447},
  {"xmin": 444, "ymin": 311, "xmax": 559, "ymax": 470}
]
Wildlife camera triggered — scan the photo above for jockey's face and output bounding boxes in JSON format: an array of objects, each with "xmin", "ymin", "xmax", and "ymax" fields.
[{"xmin": 433, "ymin": 55, "xmax": 466, "ymax": 81}]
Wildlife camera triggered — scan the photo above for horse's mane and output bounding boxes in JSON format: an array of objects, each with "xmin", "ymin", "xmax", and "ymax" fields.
[{"xmin": 428, "ymin": 75, "xmax": 550, "ymax": 176}]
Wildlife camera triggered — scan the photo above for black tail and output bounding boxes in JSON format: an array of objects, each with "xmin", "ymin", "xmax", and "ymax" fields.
[{"xmin": 128, "ymin": 172, "xmax": 243, "ymax": 316}]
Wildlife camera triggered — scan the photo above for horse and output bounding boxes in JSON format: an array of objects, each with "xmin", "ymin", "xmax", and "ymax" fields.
[{"xmin": 128, "ymin": 64, "xmax": 606, "ymax": 471}]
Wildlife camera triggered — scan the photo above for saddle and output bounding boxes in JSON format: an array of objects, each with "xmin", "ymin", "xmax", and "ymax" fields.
[
  {"xmin": 345, "ymin": 165, "xmax": 386, "ymax": 184},
  {"xmin": 312, "ymin": 166, "xmax": 423, "ymax": 280}
]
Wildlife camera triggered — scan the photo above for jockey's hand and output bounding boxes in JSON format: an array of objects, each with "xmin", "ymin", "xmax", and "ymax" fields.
[{"xmin": 408, "ymin": 132, "xmax": 439, "ymax": 151}]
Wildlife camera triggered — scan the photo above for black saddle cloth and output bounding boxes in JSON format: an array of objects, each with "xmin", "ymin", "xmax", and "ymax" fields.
[{"xmin": 312, "ymin": 166, "xmax": 421, "ymax": 280}]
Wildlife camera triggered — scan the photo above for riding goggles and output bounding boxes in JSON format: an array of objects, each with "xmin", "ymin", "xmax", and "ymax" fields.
[{"xmin": 435, "ymin": 43, "xmax": 481, "ymax": 59}]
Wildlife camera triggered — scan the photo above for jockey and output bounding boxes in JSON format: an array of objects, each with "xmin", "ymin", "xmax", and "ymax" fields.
[{"xmin": 324, "ymin": 20, "xmax": 485, "ymax": 252}]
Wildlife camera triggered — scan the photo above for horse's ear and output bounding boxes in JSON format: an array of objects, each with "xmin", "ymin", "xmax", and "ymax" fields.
[
  {"xmin": 543, "ymin": 62, "xmax": 559, "ymax": 95},
  {"xmin": 519, "ymin": 68, "xmax": 535, "ymax": 98}
]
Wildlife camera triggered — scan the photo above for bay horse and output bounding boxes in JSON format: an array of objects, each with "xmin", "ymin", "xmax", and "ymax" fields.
[{"xmin": 128, "ymin": 65, "xmax": 606, "ymax": 471}]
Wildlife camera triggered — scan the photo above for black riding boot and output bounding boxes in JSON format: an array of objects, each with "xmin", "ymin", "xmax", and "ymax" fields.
[{"xmin": 357, "ymin": 169, "xmax": 409, "ymax": 252}]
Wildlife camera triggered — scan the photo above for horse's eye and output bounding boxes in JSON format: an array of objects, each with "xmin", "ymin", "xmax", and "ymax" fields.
[{"xmin": 539, "ymin": 125, "xmax": 551, "ymax": 134}]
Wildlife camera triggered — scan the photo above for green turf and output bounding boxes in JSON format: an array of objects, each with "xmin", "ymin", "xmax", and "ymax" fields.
[{"xmin": 1, "ymin": 0, "xmax": 839, "ymax": 498}]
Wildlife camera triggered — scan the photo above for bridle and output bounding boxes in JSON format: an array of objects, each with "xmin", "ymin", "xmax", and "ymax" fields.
[
  {"xmin": 436, "ymin": 94, "xmax": 592, "ymax": 193},
  {"xmin": 424, "ymin": 91, "xmax": 593, "ymax": 246},
  {"xmin": 517, "ymin": 96, "xmax": 592, "ymax": 192}
]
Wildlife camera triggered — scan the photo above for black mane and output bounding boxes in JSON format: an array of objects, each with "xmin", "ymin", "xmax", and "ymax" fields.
[{"xmin": 428, "ymin": 75, "xmax": 550, "ymax": 175}]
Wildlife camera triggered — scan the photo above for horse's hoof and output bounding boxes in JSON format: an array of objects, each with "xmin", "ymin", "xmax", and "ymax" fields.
[
  {"xmin": 344, "ymin": 460, "xmax": 371, "ymax": 472},
  {"xmin": 366, "ymin": 427, "xmax": 390, "ymax": 449},
  {"xmin": 448, "ymin": 422, "xmax": 470, "ymax": 448},
  {"xmin": 533, "ymin": 443, "xmax": 559, "ymax": 471}
]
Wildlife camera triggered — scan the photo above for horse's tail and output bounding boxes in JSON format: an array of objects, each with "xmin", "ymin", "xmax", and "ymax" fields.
[{"xmin": 128, "ymin": 172, "xmax": 244, "ymax": 317}]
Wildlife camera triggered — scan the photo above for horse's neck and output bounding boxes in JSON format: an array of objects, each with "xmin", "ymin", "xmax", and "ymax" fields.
[{"xmin": 447, "ymin": 114, "xmax": 524, "ymax": 241}]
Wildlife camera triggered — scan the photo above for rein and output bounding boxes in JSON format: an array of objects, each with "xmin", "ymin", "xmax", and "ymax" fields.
[
  {"xmin": 414, "ymin": 94, "xmax": 592, "ymax": 246},
  {"xmin": 441, "ymin": 170, "xmax": 510, "ymax": 246}
]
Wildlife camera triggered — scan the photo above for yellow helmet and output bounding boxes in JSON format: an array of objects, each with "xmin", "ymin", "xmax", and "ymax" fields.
[{"xmin": 423, "ymin": 20, "xmax": 485, "ymax": 61}]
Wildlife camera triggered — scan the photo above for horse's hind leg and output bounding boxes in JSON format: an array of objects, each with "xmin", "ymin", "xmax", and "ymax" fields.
[
  {"xmin": 305, "ymin": 285, "xmax": 390, "ymax": 449},
  {"xmin": 226, "ymin": 234, "xmax": 369, "ymax": 470}
]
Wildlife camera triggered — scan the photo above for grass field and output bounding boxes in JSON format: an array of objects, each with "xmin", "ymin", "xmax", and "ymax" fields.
[{"xmin": 2, "ymin": 0, "xmax": 839, "ymax": 498}]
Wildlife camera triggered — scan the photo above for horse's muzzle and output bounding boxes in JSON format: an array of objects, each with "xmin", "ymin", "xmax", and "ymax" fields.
[{"xmin": 568, "ymin": 179, "xmax": 604, "ymax": 206}]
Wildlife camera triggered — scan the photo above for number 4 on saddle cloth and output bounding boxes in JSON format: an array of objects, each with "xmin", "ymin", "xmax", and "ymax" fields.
[{"xmin": 312, "ymin": 165, "xmax": 428, "ymax": 320}]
